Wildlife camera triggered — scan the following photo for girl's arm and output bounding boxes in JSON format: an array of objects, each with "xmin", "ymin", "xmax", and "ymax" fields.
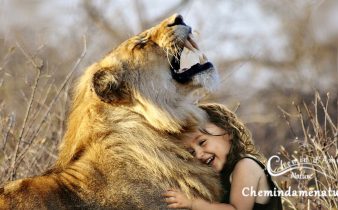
[
  {"xmin": 163, "ymin": 158, "xmax": 265, "ymax": 210},
  {"xmin": 195, "ymin": 158, "xmax": 265, "ymax": 210},
  {"xmin": 163, "ymin": 189, "xmax": 235, "ymax": 210},
  {"xmin": 229, "ymin": 158, "xmax": 266, "ymax": 210}
]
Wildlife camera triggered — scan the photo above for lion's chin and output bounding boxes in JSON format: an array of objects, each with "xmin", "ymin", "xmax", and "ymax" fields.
[{"xmin": 192, "ymin": 67, "xmax": 220, "ymax": 92}]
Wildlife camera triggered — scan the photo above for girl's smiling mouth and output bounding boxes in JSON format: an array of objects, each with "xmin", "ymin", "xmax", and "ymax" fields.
[{"xmin": 205, "ymin": 156, "xmax": 215, "ymax": 166}]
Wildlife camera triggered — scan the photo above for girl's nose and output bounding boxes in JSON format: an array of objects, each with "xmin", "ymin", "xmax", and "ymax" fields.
[{"xmin": 195, "ymin": 148, "xmax": 204, "ymax": 160}]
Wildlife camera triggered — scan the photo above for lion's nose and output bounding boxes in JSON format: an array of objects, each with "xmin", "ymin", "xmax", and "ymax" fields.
[{"xmin": 167, "ymin": 14, "xmax": 186, "ymax": 27}]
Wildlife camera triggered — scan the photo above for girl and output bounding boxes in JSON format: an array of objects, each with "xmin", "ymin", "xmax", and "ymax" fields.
[{"xmin": 163, "ymin": 103, "xmax": 282, "ymax": 210}]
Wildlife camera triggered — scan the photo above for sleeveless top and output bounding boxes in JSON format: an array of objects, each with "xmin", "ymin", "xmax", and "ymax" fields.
[{"xmin": 220, "ymin": 156, "xmax": 283, "ymax": 210}]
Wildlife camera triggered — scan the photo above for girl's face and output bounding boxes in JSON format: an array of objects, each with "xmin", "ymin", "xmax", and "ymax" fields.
[{"xmin": 183, "ymin": 123, "xmax": 231, "ymax": 173}]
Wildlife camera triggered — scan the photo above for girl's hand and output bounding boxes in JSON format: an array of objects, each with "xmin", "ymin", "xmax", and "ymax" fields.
[{"xmin": 162, "ymin": 189, "xmax": 193, "ymax": 209}]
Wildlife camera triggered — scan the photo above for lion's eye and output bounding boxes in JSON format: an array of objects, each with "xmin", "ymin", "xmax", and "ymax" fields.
[{"xmin": 135, "ymin": 41, "xmax": 147, "ymax": 49}]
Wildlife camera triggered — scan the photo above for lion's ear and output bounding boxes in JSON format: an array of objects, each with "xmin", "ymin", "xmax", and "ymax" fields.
[{"xmin": 92, "ymin": 68, "xmax": 130, "ymax": 103}]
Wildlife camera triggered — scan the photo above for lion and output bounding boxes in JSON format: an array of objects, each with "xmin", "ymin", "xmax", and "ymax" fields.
[{"xmin": 0, "ymin": 14, "xmax": 220, "ymax": 209}]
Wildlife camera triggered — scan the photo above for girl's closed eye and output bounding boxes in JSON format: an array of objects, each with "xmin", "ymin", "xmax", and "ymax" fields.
[{"xmin": 198, "ymin": 139, "xmax": 207, "ymax": 146}]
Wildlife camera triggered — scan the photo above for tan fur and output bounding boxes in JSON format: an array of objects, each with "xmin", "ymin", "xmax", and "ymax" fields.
[{"xmin": 0, "ymin": 14, "xmax": 220, "ymax": 209}]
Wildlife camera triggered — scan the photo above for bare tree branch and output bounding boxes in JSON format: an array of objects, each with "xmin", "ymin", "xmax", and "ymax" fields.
[
  {"xmin": 83, "ymin": 0, "xmax": 128, "ymax": 42},
  {"xmin": 10, "ymin": 42, "xmax": 44, "ymax": 180},
  {"xmin": 14, "ymin": 37, "xmax": 87, "ymax": 171}
]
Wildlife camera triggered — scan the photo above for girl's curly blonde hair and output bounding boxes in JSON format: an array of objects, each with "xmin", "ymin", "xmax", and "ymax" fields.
[{"xmin": 198, "ymin": 103, "xmax": 265, "ymax": 174}]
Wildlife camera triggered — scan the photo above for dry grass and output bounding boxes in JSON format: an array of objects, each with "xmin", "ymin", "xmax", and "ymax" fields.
[
  {"xmin": 0, "ymin": 38, "xmax": 86, "ymax": 182},
  {"xmin": 275, "ymin": 92, "xmax": 337, "ymax": 210}
]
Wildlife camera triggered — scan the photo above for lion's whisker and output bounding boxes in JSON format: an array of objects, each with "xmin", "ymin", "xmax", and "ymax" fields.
[
  {"xmin": 166, "ymin": 49, "xmax": 175, "ymax": 70},
  {"xmin": 171, "ymin": 45, "xmax": 180, "ymax": 62}
]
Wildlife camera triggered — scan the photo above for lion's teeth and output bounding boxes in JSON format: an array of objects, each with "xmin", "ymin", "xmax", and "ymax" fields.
[
  {"xmin": 199, "ymin": 53, "xmax": 208, "ymax": 64},
  {"xmin": 178, "ymin": 68, "xmax": 188, "ymax": 73},
  {"xmin": 188, "ymin": 34, "xmax": 200, "ymax": 50},
  {"xmin": 203, "ymin": 54, "xmax": 208, "ymax": 61},
  {"xmin": 184, "ymin": 39, "xmax": 196, "ymax": 52}
]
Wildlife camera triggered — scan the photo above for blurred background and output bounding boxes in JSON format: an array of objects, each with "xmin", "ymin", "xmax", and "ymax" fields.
[{"xmin": 0, "ymin": 0, "xmax": 337, "ymax": 208}]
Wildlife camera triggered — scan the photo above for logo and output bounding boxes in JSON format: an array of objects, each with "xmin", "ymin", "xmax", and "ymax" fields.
[{"xmin": 266, "ymin": 155, "xmax": 336, "ymax": 180}]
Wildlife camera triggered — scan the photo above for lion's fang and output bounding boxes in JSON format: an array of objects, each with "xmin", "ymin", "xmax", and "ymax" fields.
[
  {"xmin": 184, "ymin": 39, "xmax": 196, "ymax": 52},
  {"xmin": 188, "ymin": 34, "xmax": 200, "ymax": 50},
  {"xmin": 199, "ymin": 53, "xmax": 208, "ymax": 64}
]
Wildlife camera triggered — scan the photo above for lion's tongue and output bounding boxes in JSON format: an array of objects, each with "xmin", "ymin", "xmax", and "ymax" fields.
[{"xmin": 172, "ymin": 61, "xmax": 214, "ymax": 84}]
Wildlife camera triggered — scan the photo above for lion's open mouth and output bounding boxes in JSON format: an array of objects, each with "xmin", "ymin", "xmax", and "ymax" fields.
[{"xmin": 170, "ymin": 34, "xmax": 214, "ymax": 84}]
